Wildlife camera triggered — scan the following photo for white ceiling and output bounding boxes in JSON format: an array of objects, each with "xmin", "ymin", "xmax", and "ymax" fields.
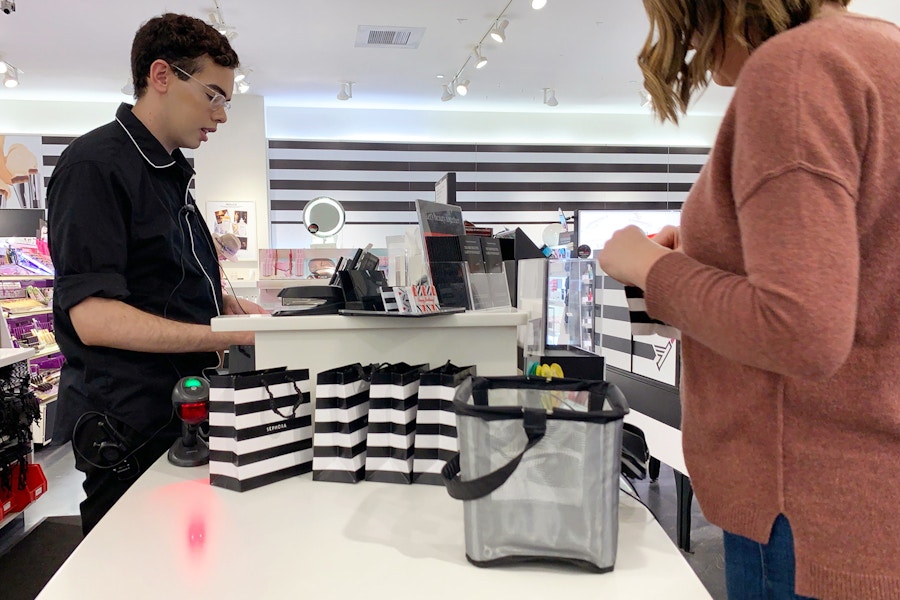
[{"xmin": 0, "ymin": 0, "xmax": 897, "ymax": 116}]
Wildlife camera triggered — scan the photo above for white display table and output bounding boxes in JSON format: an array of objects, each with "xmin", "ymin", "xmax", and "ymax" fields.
[
  {"xmin": 211, "ymin": 310, "xmax": 529, "ymax": 400},
  {"xmin": 37, "ymin": 456, "xmax": 712, "ymax": 599}
]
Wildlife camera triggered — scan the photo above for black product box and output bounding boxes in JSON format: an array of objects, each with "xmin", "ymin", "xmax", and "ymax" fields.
[
  {"xmin": 503, "ymin": 259, "xmax": 518, "ymax": 306},
  {"xmin": 425, "ymin": 236, "xmax": 463, "ymax": 263},
  {"xmin": 539, "ymin": 346, "xmax": 605, "ymax": 381},
  {"xmin": 497, "ymin": 228, "xmax": 545, "ymax": 260},
  {"xmin": 338, "ymin": 269, "xmax": 387, "ymax": 310},
  {"xmin": 429, "ymin": 262, "xmax": 471, "ymax": 309},
  {"xmin": 426, "ymin": 235, "xmax": 485, "ymax": 274},
  {"xmin": 459, "ymin": 236, "xmax": 485, "ymax": 273},
  {"xmin": 480, "ymin": 237, "xmax": 504, "ymax": 274}
]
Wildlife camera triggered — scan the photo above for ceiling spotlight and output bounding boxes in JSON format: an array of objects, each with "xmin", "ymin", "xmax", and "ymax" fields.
[
  {"xmin": 0, "ymin": 61, "xmax": 7, "ymax": 74},
  {"xmin": 337, "ymin": 82, "xmax": 353, "ymax": 101},
  {"xmin": 121, "ymin": 80, "xmax": 135, "ymax": 96},
  {"xmin": 473, "ymin": 46, "xmax": 487, "ymax": 69},
  {"xmin": 208, "ymin": 11, "xmax": 228, "ymax": 34},
  {"xmin": 489, "ymin": 19, "xmax": 509, "ymax": 43},
  {"xmin": 532, "ymin": 0, "xmax": 548, "ymax": 8},
  {"xmin": 234, "ymin": 68, "xmax": 249, "ymax": 83},
  {"xmin": 639, "ymin": 89, "xmax": 651, "ymax": 108},
  {"xmin": 1, "ymin": 0, "xmax": 16, "ymax": 15},
  {"xmin": 3, "ymin": 69, "xmax": 19, "ymax": 88},
  {"xmin": 237, "ymin": 80, "xmax": 250, "ymax": 94},
  {"xmin": 441, "ymin": 84, "xmax": 454, "ymax": 102},
  {"xmin": 455, "ymin": 79, "xmax": 470, "ymax": 96},
  {"xmin": 543, "ymin": 88, "xmax": 558, "ymax": 107}
]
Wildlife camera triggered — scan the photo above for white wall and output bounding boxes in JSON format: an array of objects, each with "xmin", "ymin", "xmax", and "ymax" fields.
[
  {"xmin": 266, "ymin": 106, "xmax": 722, "ymax": 146},
  {"xmin": 194, "ymin": 93, "xmax": 270, "ymax": 276},
  {"xmin": 0, "ymin": 99, "xmax": 119, "ymax": 136}
]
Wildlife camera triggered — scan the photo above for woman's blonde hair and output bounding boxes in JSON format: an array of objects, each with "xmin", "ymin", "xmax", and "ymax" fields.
[{"xmin": 639, "ymin": 0, "xmax": 851, "ymax": 123}]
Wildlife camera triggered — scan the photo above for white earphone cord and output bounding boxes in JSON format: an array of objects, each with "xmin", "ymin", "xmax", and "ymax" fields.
[{"xmin": 117, "ymin": 118, "xmax": 220, "ymax": 317}]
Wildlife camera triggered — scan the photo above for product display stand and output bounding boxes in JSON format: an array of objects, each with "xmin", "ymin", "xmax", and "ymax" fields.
[{"xmin": 0, "ymin": 347, "xmax": 46, "ymax": 535}]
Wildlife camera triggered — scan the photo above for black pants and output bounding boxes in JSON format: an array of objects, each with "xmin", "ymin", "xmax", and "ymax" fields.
[{"xmin": 74, "ymin": 434, "xmax": 175, "ymax": 536}]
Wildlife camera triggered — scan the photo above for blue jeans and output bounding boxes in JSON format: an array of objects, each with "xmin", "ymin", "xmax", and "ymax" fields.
[{"xmin": 723, "ymin": 514, "xmax": 816, "ymax": 600}]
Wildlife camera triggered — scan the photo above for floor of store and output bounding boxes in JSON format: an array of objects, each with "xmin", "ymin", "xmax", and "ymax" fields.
[{"xmin": 2, "ymin": 444, "xmax": 727, "ymax": 599}]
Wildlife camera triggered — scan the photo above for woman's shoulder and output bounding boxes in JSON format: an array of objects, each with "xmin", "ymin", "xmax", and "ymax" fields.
[{"xmin": 750, "ymin": 12, "xmax": 898, "ymax": 67}]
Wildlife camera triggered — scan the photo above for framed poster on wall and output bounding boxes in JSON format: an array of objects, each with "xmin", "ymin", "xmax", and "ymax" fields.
[{"xmin": 206, "ymin": 200, "xmax": 255, "ymax": 261}]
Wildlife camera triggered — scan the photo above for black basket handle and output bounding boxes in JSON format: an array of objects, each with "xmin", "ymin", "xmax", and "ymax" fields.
[{"xmin": 441, "ymin": 408, "xmax": 547, "ymax": 500}]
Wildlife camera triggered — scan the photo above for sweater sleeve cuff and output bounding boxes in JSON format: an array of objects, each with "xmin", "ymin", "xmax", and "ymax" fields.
[{"xmin": 644, "ymin": 252, "xmax": 695, "ymax": 327}]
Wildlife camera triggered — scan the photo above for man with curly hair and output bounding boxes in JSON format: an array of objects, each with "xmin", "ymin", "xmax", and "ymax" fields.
[{"xmin": 47, "ymin": 13, "xmax": 266, "ymax": 534}]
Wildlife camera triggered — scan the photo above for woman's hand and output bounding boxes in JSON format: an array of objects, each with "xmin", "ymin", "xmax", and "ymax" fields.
[
  {"xmin": 597, "ymin": 225, "xmax": 671, "ymax": 289},
  {"xmin": 652, "ymin": 225, "xmax": 682, "ymax": 251}
]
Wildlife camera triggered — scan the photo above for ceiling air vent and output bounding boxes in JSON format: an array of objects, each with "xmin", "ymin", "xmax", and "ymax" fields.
[{"xmin": 355, "ymin": 26, "xmax": 425, "ymax": 49}]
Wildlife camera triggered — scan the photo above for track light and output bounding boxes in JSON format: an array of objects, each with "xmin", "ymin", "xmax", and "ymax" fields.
[
  {"xmin": 1, "ymin": 58, "xmax": 20, "ymax": 88},
  {"xmin": 209, "ymin": 1, "xmax": 237, "ymax": 39},
  {"xmin": 455, "ymin": 79, "xmax": 470, "ymax": 96},
  {"xmin": 543, "ymin": 88, "xmax": 558, "ymax": 107},
  {"xmin": 237, "ymin": 80, "xmax": 250, "ymax": 94},
  {"xmin": 234, "ymin": 68, "xmax": 249, "ymax": 83},
  {"xmin": 337, "ymin": 82, "xmax": 353, "ymax": 101},
  {"xmin": 532, "ymin": 0, "xmax": 548, "ymax": 8},
  {"xmin": 639, "ymin": 89, "xmax": 651, "ymax": 108},
  {"xmin": 489, "ymin": 19, "xmax": 509, "ymax": 43},
  {"xmin": 3, "ymin": 69, "xmax": 18, "ymax": 88},
  {"xmin": 441, "ymin": 84, "xmax": 454, "ymax": 102},
  {"xmin": 473, "ymin": 46, "xmax": 487, "ymax": 69}
]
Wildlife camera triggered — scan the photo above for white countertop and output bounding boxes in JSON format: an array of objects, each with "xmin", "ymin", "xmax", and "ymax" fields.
[
  {"xmin": 211, "ymin": 309, "xmax": 528, "ymax": 333},
  {"xmin": 38, "ymin": 456, "xmax": 711, "ymax": 600},
  {"xmin": 0, "ymin": 347, "xmax": 35, "ymax": 369}
]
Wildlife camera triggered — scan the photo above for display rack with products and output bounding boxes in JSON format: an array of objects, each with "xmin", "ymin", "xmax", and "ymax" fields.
[
  {"xmin": 0, "ymin": 349, "xmax": 48, "ymax": 530},
  {"xmin": 1, "ymin": 275, "xmax": 61, "ymax": 445}
]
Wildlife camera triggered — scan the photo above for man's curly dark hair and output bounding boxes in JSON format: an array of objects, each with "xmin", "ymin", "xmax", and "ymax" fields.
[{"xmin": 130, "ymin": 13, "xmax": 240, "ymax": 98}]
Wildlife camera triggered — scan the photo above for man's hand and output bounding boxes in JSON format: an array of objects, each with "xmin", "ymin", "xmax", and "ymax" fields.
[{"xmin": 223, "ymin": 295, "xmax": 268, "ymax": 315}]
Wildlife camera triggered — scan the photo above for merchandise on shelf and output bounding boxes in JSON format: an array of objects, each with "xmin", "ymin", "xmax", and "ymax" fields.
[{"xmin": 1, "ymin": 238, "xmax": 54, "ymax": 277}]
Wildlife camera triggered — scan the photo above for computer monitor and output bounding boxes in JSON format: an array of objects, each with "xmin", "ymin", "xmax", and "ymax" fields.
[{"xmin": 0, "ymin": 208, "xmax": 45, "ymax": 237}]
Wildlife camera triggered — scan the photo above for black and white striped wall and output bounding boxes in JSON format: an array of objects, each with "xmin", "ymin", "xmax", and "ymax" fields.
[
  {"xmin": 36, "ymin": 135, "xmax": 710, "ymax": 253},
  {"xmin": 267, "ymin": 140, "xmax": 709, "ymax": 249}
]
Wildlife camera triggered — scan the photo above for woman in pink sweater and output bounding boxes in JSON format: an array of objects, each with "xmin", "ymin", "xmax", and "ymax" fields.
[{"xmin": 599, "ymin": 1, "xmax": 899, "ymax": 599}]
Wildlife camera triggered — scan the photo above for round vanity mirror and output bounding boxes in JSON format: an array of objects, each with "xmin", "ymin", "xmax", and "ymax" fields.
[{"xmin": 302, "ymin": 196, "xmax": 346, "ymax": 238}]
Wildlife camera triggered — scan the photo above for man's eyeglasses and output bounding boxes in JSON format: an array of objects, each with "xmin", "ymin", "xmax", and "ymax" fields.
[{"xmin": 170, "ymin": 63, "xmax": 230, "ymax": 111}]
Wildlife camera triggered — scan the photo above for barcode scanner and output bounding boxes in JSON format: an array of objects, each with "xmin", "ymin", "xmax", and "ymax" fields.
[{"xmin": 167, "ymin": 376, "xmax": 211, "ymax": 467}]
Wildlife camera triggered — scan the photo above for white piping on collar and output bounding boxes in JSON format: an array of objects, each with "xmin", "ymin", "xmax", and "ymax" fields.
[{"xmin": 116, "ymin": 116, "xmax": 176, "ymax": 169}]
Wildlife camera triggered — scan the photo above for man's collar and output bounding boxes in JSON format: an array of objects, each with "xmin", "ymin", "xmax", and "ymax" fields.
[{"xmin": 115, "ymin": 103, "xmax": 194, "ymax": 175}]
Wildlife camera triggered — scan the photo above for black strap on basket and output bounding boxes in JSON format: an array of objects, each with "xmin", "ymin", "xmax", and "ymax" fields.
[{"xmin": 441, "ymin": 408, "xmax": 547, "ymax": 501}]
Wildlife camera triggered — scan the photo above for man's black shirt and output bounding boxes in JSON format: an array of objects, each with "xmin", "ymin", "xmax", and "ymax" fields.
[{"xmin": 48, "ymin": 103, "xmax": 222, "ymax": 442}]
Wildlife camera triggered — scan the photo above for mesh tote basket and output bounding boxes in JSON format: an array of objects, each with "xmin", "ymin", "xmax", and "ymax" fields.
[{"xmin": 441, "ymin": 375, "xmax": 628, "ymax": 572}]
